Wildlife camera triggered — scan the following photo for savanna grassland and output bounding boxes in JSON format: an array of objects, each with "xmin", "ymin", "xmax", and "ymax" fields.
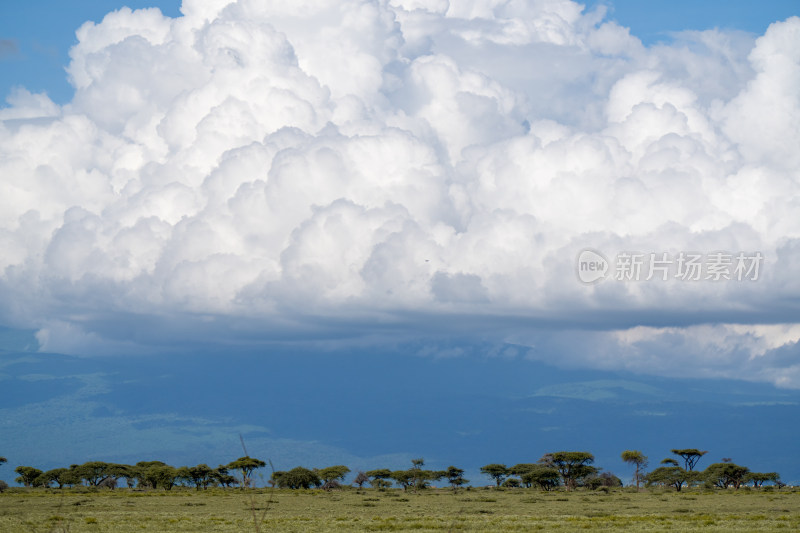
[{"xmin": 1, "ymin": 487, "xmax": 799, "ymax": 532}]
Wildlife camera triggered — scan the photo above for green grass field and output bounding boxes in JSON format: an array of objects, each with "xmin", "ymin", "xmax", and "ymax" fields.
[{"xmin": 1, "ymin": 487, "xmax": 799, "ymax": 532}]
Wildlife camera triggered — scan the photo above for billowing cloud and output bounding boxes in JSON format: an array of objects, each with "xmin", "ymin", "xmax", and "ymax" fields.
[{"xmin": 1, "ymin": 1, "xmax": 800, "ymax": 386}]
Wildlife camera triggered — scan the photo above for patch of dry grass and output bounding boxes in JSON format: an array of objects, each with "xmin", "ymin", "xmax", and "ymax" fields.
[{"xmin": 1, "ymin": 486, "xmax": 798, "ymax": 532}]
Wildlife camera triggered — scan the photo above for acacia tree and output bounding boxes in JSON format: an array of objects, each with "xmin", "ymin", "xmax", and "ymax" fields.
[
  {"xmin": 176, "ymin": 466, "xmax": 192, "ymax": 488},
  {"xmin": 272, "ymin": 467, "xmax": 320, "ymax": 489},
  {"xmin": 135, "ymin": 461, "xmax": 169, "ymax": 489},
  {"xmin": 621, "ymin": 450, "xmax": 648, "ymax": 489},
  {"xmin": 443, "ymin": 466, "xmax": 468, "ymax": 491},
  {"xmin": 420, "ymin": 469, "xmax": 445, "ymax": 490},
  {"xmin": 445, "ymin": 466, "xmax": 467, "ymax": 490},
  {"xmin": 671, "ymin": 449, "xmax": 707, "ymax": 471},
  {"xmin": 389, "ymin": 467, "xmax": 442, "ymax": 492},
  {"xmin": 704, "ymin": 462, "xmax": 749, "ymax": 489},
  {"xmin": 509, "ymin": 463, "xmax": 559, "ymax": 490},
  {"xmin": 133, "ymin": 462, "xmax": 178, "ymax": 490},
  {"xmin": 409, "ymin": 458, "xmax": 429, "ymax": 490},
  {"xmin": 14, "ymin": 466, "xmax": 43, "ymax": 487},
  {"xmin": 480, "ymin": 464, "xmax": 509, "ymax": 487},
  {"xmin": 393, "ymin": 458, "xmax": 441, "ymax": 491},
  {"xmin": 227, "ymin": 456, "xmax": 267, "ymax": 488},
  {"xmin": 390, "ymin": 470, "xmax": 415, "ymax": 491},
  {"xmin": 75, "ymin": 461, "xmax": 113, "ymax": 486},
  {"xmin": 543, "ymin": 452, "xmax": 596, "ymax": 490},
  {"xmin": 185, "ymin": 464, "xmax": 214, "ymax": 490},
  {"xmin": 366, "ymin": 469, "xmax": 393, "ymax": 490},
  {"xmin": 117, "ymin": 466, "xmax": 138, "ymax": 488},
  {"xmin": 514, "ymin": 464, "xmax": 561, "ymax": 491},
  {"xmin": 152, "ymin": 465, "xmax": 179, "ymax": 490},
  {"xmin": 0, "ymin": 456, "xmax": 6, "ymax": 466},
  {"xmin": 105, "ymin": 464, "xmax": 134, "ymax": 489},
  {"xmin": 318, "ymin": 465, "xmax": 350, "ymax": 488},
  {"xmin": 176, "ymin": 465, "xmax": 216, "ymax": 489},
  {"xmin": 213, "ymin": 465, "xmax": 237, "ymax": 488},
  {"xmin": 509, "ymin": 464, "xmax": 536, "ymax": 487},
  {"xmin": 646, "ymin": 466, "xmax": 692, "ymax": 491},
  {"xmin": 37, "ymin": 468, "xmax": 74, "ymax": 489},
  {"xmin": 745, "ymin": 472, "xmax": 780, "ymax": 488}
]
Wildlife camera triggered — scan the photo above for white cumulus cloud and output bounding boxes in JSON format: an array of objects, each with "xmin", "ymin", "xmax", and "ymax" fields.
[{"xmin": 1, "ymin": 1, "xmax": 800, "ymax": 386}]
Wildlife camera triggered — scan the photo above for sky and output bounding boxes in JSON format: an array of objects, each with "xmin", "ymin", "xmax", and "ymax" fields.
[{"xmin": 1, "ymin": 0, "xmax": 800, "ymax": 487}]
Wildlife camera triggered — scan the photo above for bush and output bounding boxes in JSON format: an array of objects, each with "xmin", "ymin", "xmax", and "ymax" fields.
[
  {"xmin": 585, "ymin": 472, "xmax": 622, "ymax": 490},
  {"xmin": 0, "ymin": 480, "xmax": 8, "ymax": 492}
]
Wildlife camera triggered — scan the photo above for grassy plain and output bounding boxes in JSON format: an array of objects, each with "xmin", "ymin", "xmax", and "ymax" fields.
[{"xmin": 1, "ymin": 486, "xmax": 798, "ymax": 532}]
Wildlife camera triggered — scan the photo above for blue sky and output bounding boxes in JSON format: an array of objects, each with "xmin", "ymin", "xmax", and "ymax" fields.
[{"xmin": 1, "ymin": 0, "xmax": 800, "ymax": 487}]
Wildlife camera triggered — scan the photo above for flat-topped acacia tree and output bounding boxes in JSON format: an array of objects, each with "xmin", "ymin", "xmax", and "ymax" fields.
[
  {"xmin": 671, "ymin": 449, "xmax": 708, "ymax": 471},
  {"xmin": 745, "ymin": 472, "xmax": 780, "ymax": 488},
  {"xmin": 480, "ymin": 464, "xmax": 509, "ymax": 487},
  {"xmin": 271, "ymin": 467, "xmax": 320, "ymax": 489},
  {"xmin": 646, "ymin": 465, "xmax": 695, "ymax": 492},
  {"xmin": 227, "ymin": 456, "xmax": 266, "ymax": 488},
  {"xmin": 365, "ymin": 469, "xmax": 392, "ymax": 489},
  {"xmin": 318, "ymin": 465, "xmax": 350, "ymax": 486},
  {"xmin": 14, "ymin": 466, "xmax": 43, "ymax": 487},
  {"xmin": 542, "ymin": 452, "xmax": 596, "ymax": 490},
  {"xmin": 444, "ymin": 466, "xmax": 468, "ymax": 491}
]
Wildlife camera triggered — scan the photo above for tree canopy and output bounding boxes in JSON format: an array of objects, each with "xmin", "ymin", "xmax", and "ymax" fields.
[
  {"xmin": 646, "ymin": 466, "xmax": 693, "ymax": 492},
  {"xmin": 272, "ymin": 466, "xmax": 320, "ymax": 489},
  {"xmin": 226, "ymin": 456, "xmax": 267, "ymax": 487},
  {"xmin": 444, "ymin": 466, "xmax": 468, "ymax": 491},
  {"xmin": 480, "ymin": 464, "xmax": 509, "ymax": 487},
  {"xmin": 745, "ymin": 472, "xmax": 780, "ymax": 488},
  {"xmin": 318, "ymin": 465, "xmax": 350, "ymax": 485},
  {"xmin": 542, "ymin": 452, "xmax": 596, "ymax": 490},
  {"xmin": 511, "ymin": 464, "xmax": 561, "ymax": 491},
  {"xmin": 366, "ymin": 469, "xmax": 393, "ymax": 490},
  {"xmin": 2, "ymin": 447, "xmax": 783, "ymax": 493},
  {"xmin": 621, "ymin": 450, "xmax": 648, "ymax": 489},
  {"xmin": 704, "ymin": 462, "xmax": 749, "ymax": 489},
  {"xmin": 180, "ymin": 464, "xmax": 214, "ymax": 490},
  {"xmin": 671, "ymin": 449, "xmax": 708, "ymax": 471},
  {"xmin": 15, "ymin": 466, "xmax": 43, "ymax": 487}
]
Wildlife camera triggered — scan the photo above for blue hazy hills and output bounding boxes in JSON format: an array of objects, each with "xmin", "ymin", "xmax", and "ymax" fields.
[{"xmin": 2, "ymin": 337, "xmax": 797, "ymax": 486}]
